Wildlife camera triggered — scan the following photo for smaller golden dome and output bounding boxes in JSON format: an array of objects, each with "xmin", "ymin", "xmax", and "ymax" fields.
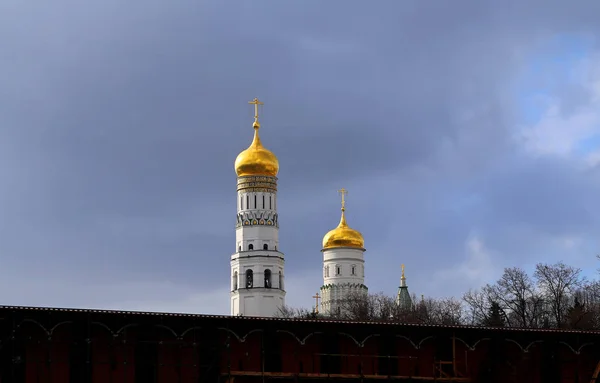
[
  {"xmin": 234, "ymin": 122, "xmax": 279, "ymax": 177},
  {"xmin": 322, "ymin": 207, "xmax": 364, "ymax": 250}
]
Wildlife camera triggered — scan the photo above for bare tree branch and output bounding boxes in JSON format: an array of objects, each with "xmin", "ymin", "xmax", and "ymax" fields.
[{"xmin": 534, "ymin": 261, "xmax": 585, "ymax": 327}]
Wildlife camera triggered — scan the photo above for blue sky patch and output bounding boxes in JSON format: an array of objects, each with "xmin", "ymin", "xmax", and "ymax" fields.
[{"xmin": 517, "ymin": 33, "xmax": 595, "ymax": 126}]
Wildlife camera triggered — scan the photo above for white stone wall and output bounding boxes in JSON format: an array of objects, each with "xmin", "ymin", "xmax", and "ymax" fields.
[
  {"xmin": 320, "ymin": 283, "xmax": 367, "ymax": 315},
  {"xmin": 320, "ymin": 247, "xmax": 367, "ymax": 316},
  {"xmin": 231, "ymin": 181, "xmax": 285, "ymax": 317},
  {"xmin": 230, "ymin": 255, "xmax": 286, "ymax": 317}
]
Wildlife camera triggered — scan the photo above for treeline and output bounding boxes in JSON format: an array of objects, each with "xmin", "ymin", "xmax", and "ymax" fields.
[{"xmin": 277, "ymin": 259, "xmax": 600, "ymax": 330}]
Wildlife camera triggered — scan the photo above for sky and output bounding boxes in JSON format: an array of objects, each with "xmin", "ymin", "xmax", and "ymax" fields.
[{"xmin": 1, "ymin": 0, "xmax": 600, "ymax": 315}]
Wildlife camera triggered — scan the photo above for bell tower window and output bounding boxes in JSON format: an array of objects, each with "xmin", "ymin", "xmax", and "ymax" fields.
[
  {"xmin": 264, "ymin": 269, "xmax": 272, "ymax": 288},
  {"xmin": 248, "ymin": 244, "xmax": 254, "ymax": 251},
  {"xmin": 246, "ymin": 270, "xmax": 253, "ymax": 288}
]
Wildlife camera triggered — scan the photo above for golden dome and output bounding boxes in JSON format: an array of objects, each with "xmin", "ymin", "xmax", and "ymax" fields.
[
  {"xmin": 234, "ymin": 98, "xmax": 279, "ymax": 177},
  {"xmin": 322, "ymin": 207, "xmax": 365, "ymax": 250}
]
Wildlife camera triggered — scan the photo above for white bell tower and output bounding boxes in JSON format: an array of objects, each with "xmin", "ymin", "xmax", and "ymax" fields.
[
  {"xmin": 230, "ymin": 98, "xmax": 285, "ymax": 317},
  {"xmin": 320, "ymin": 188, "xmax": 367, "ymax": 316}
]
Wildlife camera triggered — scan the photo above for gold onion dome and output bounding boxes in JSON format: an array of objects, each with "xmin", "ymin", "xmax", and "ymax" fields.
[
  {"xmin": 322, "ymin": 189, "xmax": 365, "ymax": 250},
  {"xmin": 234, "ymin": 98, "xmax": 279, "ymax": 177}
]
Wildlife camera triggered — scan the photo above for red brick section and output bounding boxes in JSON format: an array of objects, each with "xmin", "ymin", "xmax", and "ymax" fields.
[{"xmin": 0, "ymin": 305, "xmax": 599, "ymax": 382}]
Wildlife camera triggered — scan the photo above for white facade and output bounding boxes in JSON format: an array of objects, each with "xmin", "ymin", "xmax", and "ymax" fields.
[
  {"xmin": 230, "ymin": 175, "xmax": 285, "ymax": 317},
  {"xmin": 320, "ymin": 247, "xmax": 367, "ymax": 316}
]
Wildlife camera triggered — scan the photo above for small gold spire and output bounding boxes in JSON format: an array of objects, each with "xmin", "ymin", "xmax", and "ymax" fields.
[
  {"xmin": 401, "ymin": 264, "xmax": 405, "ymax": 279},
  {"xmin": 337, "ymin": 188, "xmax": 348, "ymax": 227},
  {"xmin": 248, "ymin": 97, "xmax": 264, "ymax": 128},
  {"xmin": 338, "ymin": 188, "xmax": 348, "ymax": 211}
]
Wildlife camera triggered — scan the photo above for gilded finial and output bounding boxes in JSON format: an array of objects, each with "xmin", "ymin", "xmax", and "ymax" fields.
[
  {"xmin": 401, "ymin": 264, "xmax": 405, "ymax": 279},
  {"xmin": 248, "ymin": 97, "xmax": 264, "ymax": 128},
  {"xmin": 312, "ymin": 292, "xmax": 321, "ymax": 314},
  {"xmin": 338, "ymin": 188, "xmax": 348, "ymax": 212}
]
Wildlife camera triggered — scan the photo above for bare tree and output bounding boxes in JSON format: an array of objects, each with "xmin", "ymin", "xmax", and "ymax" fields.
[
  {"xmin": 430, "ymin": 297, "xmax": 465, "ymax": 325},
  {"xmin": 409, "ymin": 296, "xmax": 465, "ymax": 325},
  {"xmin": 534, "ymin": 262, "xmax": 585, "ymax": 327},
  {"xmin": 336, "ymin": 291, "xmax": 399, "ymax": 321},
  {"xmin": 463, "ymin": 288, "xmax": 492, "ymax": 325},
  {"xmin": 469, "ymin": 267, "xmax": 545, "ymax": 328},
  {"xmin": 573, "ymin": 280, "xmax": 600, "ymax": 330},
  {"xmin": 276, "ymin": 305, "xmax": 319, "ymax": 319}
]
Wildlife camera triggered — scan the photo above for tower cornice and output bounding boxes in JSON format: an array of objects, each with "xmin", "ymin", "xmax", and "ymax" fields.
[
  {"xmin": 321, "ymin": 246, "xmax": 366, "ymax": 252},
  {"xmin": 237, "ymin": 175, "xmax": 277, "ymax": 193}
]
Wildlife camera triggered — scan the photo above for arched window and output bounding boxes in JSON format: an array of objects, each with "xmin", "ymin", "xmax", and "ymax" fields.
[
  {"xmin": 238, "ymin": 245, "xmax": 241, "ymax": 252},
  {"xmin": 264, "ymin": 269, "xmax": 272, "ymax": 288},
  {"xmin": 233, "ymin": 271, "xmax": 238, "ymax": 290},
  {"xmin": 263, "ymin": 244, "xmax": 268, "ymax": 250},
  {"xmin": 336, "ymin": 265, "xmax": 341, "ymax": 275},
  {"xmin": 246, "ymin": 270, "xmax": 253, "ymax": 288},
  {"xmin": 254, "ymin": 195, "xmax": 257, "ymax": 208},
  {"xmin": 278, "ymin": 271, "xmax": 283, "ymax": 290},
  {"xmin": 351, "ymin": 265, "xmax": 356, "ymax": 275},
  {"xmin": 248, "ymin": 244, "xmax": 254, "ymax": 250},
  {"xmin": 262, "ymin": 195, "xmax": 265, "ymax": 209}
]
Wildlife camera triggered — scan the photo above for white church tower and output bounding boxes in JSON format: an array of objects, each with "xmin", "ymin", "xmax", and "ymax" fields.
[
  {"xmin": 320, "ymin": 188, "xmax": 367, "ymax": 316},
  {"xmin": 230, "ymin": 98, "xmax": 285, "ymax": 317}
]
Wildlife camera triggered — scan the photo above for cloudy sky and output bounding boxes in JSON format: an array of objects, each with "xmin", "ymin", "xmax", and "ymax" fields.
[{"xmin": 2, "ymin": 0, "xmax": 600, "ymax": 315}]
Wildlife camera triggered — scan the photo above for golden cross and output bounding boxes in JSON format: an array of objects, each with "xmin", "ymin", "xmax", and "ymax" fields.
[
  {"xmin": 248, "ymin": 97, "xmax": 264, "ymax": 123},
  {"xmin": 401, "ymin": 264, "xmax": 405, "ymax": 279},
  {"xmin": 338, "ymin": 188, "xmax": 348, "ymax": 210},
  {"xmin": 312, "ymin": 292, "xmax": 321, "ymax": 314}
]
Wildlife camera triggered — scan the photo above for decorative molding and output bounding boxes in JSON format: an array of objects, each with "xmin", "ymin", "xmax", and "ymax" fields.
[
  {"xmin": 320, "ymin": 283, "xmax": 368, "ymax": 290},
  {"xmin": 237, "ymin": 175, "xmax": 277, "ymax": 193},
  {"xmin": 236, "ymin": 211, "xmax": 278, "ymax": 228}
]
